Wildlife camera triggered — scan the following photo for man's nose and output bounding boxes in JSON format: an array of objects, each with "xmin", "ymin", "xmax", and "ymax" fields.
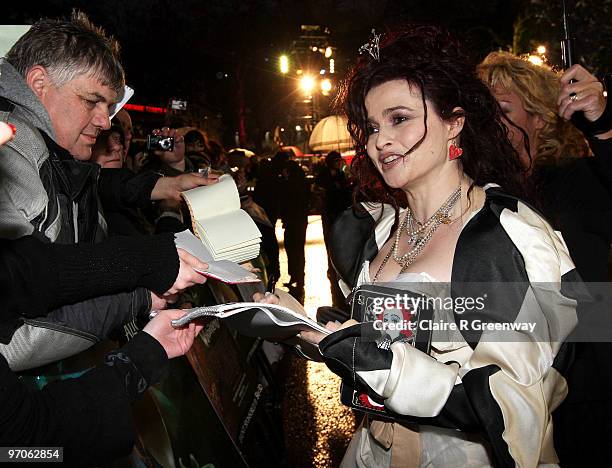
[{"xmin": 92, "ymin": 108, "xmax": 111, "ymax": 131}]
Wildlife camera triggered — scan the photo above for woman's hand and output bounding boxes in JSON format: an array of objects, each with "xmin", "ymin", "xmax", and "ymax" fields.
[
  {"xmin": 143, "ymin": 309, "xmax": 204, "ymax": 359},
  {"xmin": 252, "ymin": 291, "xmax": 280, "ymax": 304},
  {"xmin": 558, "ymin": 64, "xmax": 606, "ymax": 122},
  {"xmin": 300, "ymin": 321, "xmax": 341, "ymax": 345}
]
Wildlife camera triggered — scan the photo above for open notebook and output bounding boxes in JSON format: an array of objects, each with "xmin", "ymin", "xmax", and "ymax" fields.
[{"xmin": 181, "ymin": 175, "xmax": 262, "ymax": 263}]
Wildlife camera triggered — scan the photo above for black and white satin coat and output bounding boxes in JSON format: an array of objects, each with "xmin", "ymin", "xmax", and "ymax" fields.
[{"xmin": 321, "ymin": 185, "xmax": 583, "ymax": 467}]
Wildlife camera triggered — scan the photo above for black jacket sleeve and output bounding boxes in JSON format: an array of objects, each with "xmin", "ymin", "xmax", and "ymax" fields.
[
  {"xmin": 1, "ymin": 233, "xmax": 178, "ymax": 313},
  {"xmin": 0, "ymin": 331, "xmax": 168, "ymax": 465},
  {"xmin": 98, "ymin": 168, "xmax": 161, "ymax": 211},
  {"xmin": 0, "ymin": 233, "xmax": 179, "ymax": 343}
]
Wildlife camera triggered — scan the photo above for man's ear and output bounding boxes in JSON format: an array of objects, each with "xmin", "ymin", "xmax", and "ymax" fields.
[
  {"xmin": 25, "ymin": 66, "xmax": 52, "ymax": 100},
  {"xmin": 447, "ymin": 107, "xmax": 466, "ymax": 140}
]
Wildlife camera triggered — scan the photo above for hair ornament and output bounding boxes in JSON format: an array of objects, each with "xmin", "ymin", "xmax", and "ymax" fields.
[{"xmin": 358, "ymin": 29, "xmax": 381, "ymax": 61}]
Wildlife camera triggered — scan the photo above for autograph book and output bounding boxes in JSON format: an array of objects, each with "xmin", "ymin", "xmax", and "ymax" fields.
[{"xmin": 181, "ymin": 175, "xmax": 261, "ymax": 263}]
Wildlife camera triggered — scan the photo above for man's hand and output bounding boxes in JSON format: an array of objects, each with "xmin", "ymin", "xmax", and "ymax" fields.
[
  {"xmin": 151, "ymin": 291, "xmax": 169, "ymax": 311},
  {"xmin": 558, "ymin": 64, "xmax": 606, "ymax": 122},
  {"xmin": 143, "ymin": 309, "xmax": 204, "ymax": 359},
  {"xmin": 151, "ymin": 172, "xmax": 220, "ymax": 204},
  {"xmin": 164, "ymin": 248, "xmax": 208, "ymax": 296}
]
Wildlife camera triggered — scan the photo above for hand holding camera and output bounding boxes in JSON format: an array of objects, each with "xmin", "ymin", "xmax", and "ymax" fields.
[
  {"xmin": 147, "ymin": 127, "xmax": 175, "ymax": 152},
  {"xmin": 148, "ymin": 127, "xmax": 185, "ymax": 167}
]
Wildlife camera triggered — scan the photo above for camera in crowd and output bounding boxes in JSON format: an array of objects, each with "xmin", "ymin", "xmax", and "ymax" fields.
[{"xmin": 147, "ymin": 134, "xmax": 175, "ymax": 152}]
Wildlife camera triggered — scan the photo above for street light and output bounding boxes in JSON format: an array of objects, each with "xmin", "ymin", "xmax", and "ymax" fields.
[
  {"xmin": 300, "ymin": 75, "xmax": 316, "ymax": 95},
  {"xmin": 320, "ymin": 78, "xmax": 332, "ymax": 95},
  {"xmin": 536, "ymin": 45, "xmax": 546, "ymax": 55},
  {"xmin": 527, "ymin": 55, "xmax": 544, "ymax": 66},
  {"xmin": 279, "ymin": 55, "xmax": 289, "ymax": 74}
]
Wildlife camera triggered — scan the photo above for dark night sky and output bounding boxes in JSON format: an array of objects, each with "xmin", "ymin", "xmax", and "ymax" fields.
[{"xmin": 6, "ymin": 0, "xmax": 606, "ymax": 147}]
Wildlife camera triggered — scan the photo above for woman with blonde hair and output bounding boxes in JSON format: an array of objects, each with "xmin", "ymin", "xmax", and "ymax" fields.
[
  {"xmin": 479, "ymin": 50, "xmax": 612, "ymax": 467},
  {"xmin": 478, "ymin": 51, "xmax": 593, "ymax": 166},
  {"xmin": 478, "ymin": 51, "xmax": 612, "ymax": 282}
]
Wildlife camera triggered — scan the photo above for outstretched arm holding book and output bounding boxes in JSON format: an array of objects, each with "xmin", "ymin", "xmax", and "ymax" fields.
[{"xmin": 252, "ymin": 291, "xmax": 345, "ymax": 344}]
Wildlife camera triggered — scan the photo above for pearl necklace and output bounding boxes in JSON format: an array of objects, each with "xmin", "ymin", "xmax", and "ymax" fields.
[{"xmin": 372, "ymin": 185, "xmax": 461, "ymax": 282}]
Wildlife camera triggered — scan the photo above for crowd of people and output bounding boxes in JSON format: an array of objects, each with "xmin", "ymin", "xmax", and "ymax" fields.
[{"xmin": 0, "ymin": 9, "xmax": 611, "ymax": 468}]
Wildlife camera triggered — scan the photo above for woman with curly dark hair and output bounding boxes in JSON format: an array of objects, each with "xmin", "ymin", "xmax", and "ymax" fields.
[{"xmin": 294, "ymin": 25, "xmax": 582, "ymax": 467}]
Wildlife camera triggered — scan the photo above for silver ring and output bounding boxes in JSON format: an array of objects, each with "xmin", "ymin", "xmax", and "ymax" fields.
[{"xmin": 569, "ymin": 92, "xmax": 578, "ymax": 101}]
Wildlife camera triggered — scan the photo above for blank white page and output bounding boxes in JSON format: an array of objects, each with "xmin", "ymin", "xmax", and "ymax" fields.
[{"xmin": 182, "ymin": 174, "xmax": 239, "ymax": 221}]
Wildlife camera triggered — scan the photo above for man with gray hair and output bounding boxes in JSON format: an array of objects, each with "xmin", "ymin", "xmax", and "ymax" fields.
[
  {"xmin": 0, "ymin": 11, "xmax": 213, "ymax": 370},
  {"xmin": 0, "ymin": 11, "xmax": 212, "ymax": 241}
]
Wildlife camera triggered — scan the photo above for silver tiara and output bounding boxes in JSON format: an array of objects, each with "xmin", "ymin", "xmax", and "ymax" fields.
[{"xmin": 358, "ymin": 29, "xmax": 381, "ymax": 61}]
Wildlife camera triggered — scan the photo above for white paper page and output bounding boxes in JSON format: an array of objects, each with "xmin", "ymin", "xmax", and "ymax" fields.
[
  {"xmin": 182, "ymin": 174, "xmax": 239, "ymax": 221},
  {"xmin": 0, "ymin": 26, "xmax": 30, "ymax": 57},
  {"xmin": 110, "ymin": 85, "xmax": 134, "ymax": 119},
  {"xmin": 215, "ymin": 246, "xmax": 260, "ymax": 263},
  {"xmin": 196, "ymin": 210, "xmax": 261, "ymax": 253},
  {"xmin": 174, "ymin": 230, "xmax": 260, "ymax": 283},
  {"xmin": 195, "ymin": 226, "xmax": 260, "ymax": 262},
  {"xmin": 208, "ymin": 236, "xmax": 261, "ymax": 254}
]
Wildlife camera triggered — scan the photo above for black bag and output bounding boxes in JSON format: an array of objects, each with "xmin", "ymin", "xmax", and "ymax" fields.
[{"xmin": 339, "ymin": 285, "xmax": 433, "ymax": 420}]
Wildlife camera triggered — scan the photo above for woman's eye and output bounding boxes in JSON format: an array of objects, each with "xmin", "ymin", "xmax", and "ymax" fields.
[
  {"xmin": 366, "ymin": 124, "xmax": 379, "ymax": 136},
  {"xmin": 392, "ymin": 115, "xmax": 408, "ymax": 125}
]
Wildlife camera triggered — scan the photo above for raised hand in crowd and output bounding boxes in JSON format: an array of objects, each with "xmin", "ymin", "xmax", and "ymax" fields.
[
  {"xmin": 558, "ymin": 64, "xmax": 608, "ymax": 124},
  {"xmin": 152, "ymin": 127, "xmax": 187, "ymax": 171}
]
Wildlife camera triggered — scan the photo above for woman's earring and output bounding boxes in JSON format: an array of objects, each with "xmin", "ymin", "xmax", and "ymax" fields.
[{"xmin": 449, "ymin": 143, "xmax": 463, "ymax": 160}]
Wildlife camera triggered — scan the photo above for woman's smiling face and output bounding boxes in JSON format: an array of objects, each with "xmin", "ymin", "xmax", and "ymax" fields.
[{"xmin": 365, "ymin": 79, "xmax": 455, "ymax": 190}]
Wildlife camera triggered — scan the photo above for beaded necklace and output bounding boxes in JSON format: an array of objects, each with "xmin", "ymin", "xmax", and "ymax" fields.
[{"xmin": 372, "ymin": 185, "xmax": 461, "ymax": 282}]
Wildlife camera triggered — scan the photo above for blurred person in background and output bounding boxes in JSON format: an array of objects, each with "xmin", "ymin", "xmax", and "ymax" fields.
[
  {"xmin": 478, "ymin": 51, "xmax": 612, "ymax": 467},
  {"xmin": 315, "ymin": 150, "xmax": 353, "ymax": 311},
  {"xmin": 91, "ymin": 123, "xmax": 125, "ymax": 169},
  {"xmin": 115, "ymin": 108, "xmax": 133, "ymax": 169},
  {"xmin": 280, "ymin": 159, "xmax": 309, "ymax": 300},
  {"xmin": 183, "ymin": 127, "xmax": 211, "ymax": 169},
  {"xmin": 228, "ymin": 150, "xmax": 280, "ymax": 285}
]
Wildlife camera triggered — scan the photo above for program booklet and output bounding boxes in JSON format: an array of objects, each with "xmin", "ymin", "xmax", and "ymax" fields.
[
  {"xmin": 181, "ymin": 174, "xmax": 262, "ymax": 263},
  {"xmin": 172, "ymin": 302, "xmax": 330, "ymax": 342}
]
